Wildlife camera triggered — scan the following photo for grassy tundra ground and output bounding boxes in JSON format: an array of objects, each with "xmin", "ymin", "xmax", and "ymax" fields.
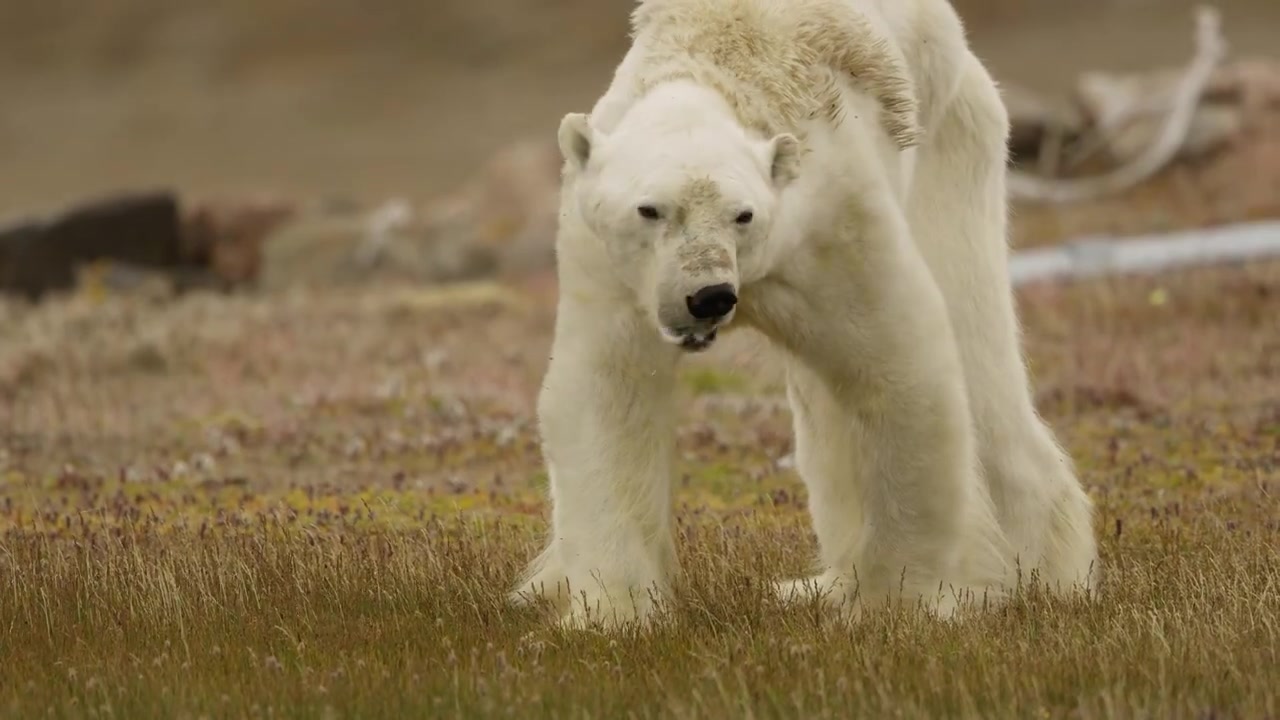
[{"xmin": 2, "ymin": 261, "xmax": 1279, "ymax": 718}]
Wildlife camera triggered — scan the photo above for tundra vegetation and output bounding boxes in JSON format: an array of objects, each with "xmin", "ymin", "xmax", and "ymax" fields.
[{"xmin": 1, "ymin": 260, "xmax": 1278, "ymax": 718}]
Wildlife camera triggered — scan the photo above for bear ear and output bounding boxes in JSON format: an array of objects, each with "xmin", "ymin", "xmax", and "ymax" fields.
[
  {"xmin": 768, "ymin": 133, "xmax": 801, "ymax": 187},
  {"xmin": 558, "ymin": 113, "xmax": 594, "ymax": 171}
]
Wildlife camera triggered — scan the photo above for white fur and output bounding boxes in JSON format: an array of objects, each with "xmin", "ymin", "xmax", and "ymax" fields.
[{"xmin": 511, "ymin": 0, "xmax": 1100, "ymax": 628}]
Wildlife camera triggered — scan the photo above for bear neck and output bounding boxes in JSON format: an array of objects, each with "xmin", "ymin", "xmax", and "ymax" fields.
[
  {"xmin": 613, "ymin": 79, "xmax": 742, "ymax": 138},
  {"xmin": 624, "ymin": 0, "xmax": 922, "ymax": 151},
  {"xmin": 629, "ymin": 55, "xmax": 830, "ymax": 145},
  {"xmin": 625, "ymin": 4, "xmax": 851, "ymax": 144}
]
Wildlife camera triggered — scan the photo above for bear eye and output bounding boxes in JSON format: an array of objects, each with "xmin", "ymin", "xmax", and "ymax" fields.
[
  {"xmin": 735, "ymin": 210, "xmax": 754, "ymax": 225},
  {"xmin": 637, "ymin": 205, "xmax": 661, "ymax": 220}
]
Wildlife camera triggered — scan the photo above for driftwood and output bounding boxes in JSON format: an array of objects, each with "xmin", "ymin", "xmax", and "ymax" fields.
[
  {"xmin": 1009, "ymin": 219, "xmax": 1280, "ymax": 286},
  {"xmin": 1009, "ymin": 5, "xmax": 1227, "ymax": 205},
  {"xmin": 1065, "ymin": 72, "xmax": 1239, "ymax": 170}
]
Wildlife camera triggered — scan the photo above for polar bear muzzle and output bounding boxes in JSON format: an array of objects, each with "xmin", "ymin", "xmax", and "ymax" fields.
[{"xmin": 655, "ymin": 243, "xmax": 739, "ymax": 353}]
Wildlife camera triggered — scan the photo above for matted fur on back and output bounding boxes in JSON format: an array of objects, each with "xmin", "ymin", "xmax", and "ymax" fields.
[{"xmin": 629, "ymin": 0, "xmax": 921, "ymax": 148}]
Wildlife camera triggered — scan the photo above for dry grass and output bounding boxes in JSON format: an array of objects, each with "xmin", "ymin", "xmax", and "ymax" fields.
[{"xmin": 2, "ymin": 261, "xmax": 1279, "ymax": 718}]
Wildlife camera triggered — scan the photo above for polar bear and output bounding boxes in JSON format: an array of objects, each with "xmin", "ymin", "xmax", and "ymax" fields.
[{"xmin": 510, "ymin": 0, "xmax": 1100, "ymax": 627}]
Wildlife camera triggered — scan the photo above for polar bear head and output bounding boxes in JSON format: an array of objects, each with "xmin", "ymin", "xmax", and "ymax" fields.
[{"xmin": 558, "ymin": 82, "xmax": 800, "ymax": 352}]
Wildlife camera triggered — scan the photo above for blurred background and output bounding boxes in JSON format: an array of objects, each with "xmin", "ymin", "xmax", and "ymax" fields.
[
  {"xmin": 0, "ymin": 0, "xmax": 1276, "ymax": 210},
  {"xmin": 1, "ymin": 0, "xmax": 1279, "ymax": 297}
]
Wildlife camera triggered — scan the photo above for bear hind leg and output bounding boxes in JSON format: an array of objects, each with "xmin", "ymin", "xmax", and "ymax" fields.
[
  {"xmin": 904, "ymin": 54, "xmax": 1101, "ymax": 596},
  {"xmin": 772, "ymin": 357, "xmax": 992, "ymax": 620}
]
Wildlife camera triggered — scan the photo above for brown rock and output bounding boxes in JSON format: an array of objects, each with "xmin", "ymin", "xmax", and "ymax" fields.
[{"xmin": 181, "ymin": 195, "xmax": 299, "ymax": 287}]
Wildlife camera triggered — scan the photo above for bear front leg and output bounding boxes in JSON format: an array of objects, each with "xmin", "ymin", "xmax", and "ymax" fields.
[
  {"xmin": 905, "ymin": 55, "xmax": 1101, "ymax": 595},
  {"xmin": 510, "ymin": 296, "xmax": 682, "ymax": 629},
  {"xmin": 751, "ymin": 214, "xmax": 1011, "ymax": 620},
  {"xmin": 772, "ymin": 357, "xmax": 868, "ymax": 614},
  {"xmin": 775, "ymin": 356, "xmax": 1001, "ymax": 620}
]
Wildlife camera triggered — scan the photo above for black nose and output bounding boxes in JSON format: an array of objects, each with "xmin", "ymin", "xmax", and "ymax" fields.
[{"xmin": 686, "ymin": 283, "xmax": 738, "ymax": 320}]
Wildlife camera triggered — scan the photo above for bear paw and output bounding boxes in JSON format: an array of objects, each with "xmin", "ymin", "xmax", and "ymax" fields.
[
  {"xmin": 773, "ymin": 573, "xmax": 863, "ymax": 617},
  {"xmin": 511, "ymin": 571, "xmax": 669, "ymax": 630},
  {"xmin": 774, "ymin": 573, "xmax": 994, "ymax": 622}
]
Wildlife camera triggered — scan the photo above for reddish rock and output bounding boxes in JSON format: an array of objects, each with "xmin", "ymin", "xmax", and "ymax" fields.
[{"xmin": 181, "ymin": 196, "xmax": 299, "ymax": 287}]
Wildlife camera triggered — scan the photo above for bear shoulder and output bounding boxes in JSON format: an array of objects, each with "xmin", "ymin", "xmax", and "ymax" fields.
[{"xmin": 624, "ymin": 0, "xmax": 924, "ymax": 148}]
